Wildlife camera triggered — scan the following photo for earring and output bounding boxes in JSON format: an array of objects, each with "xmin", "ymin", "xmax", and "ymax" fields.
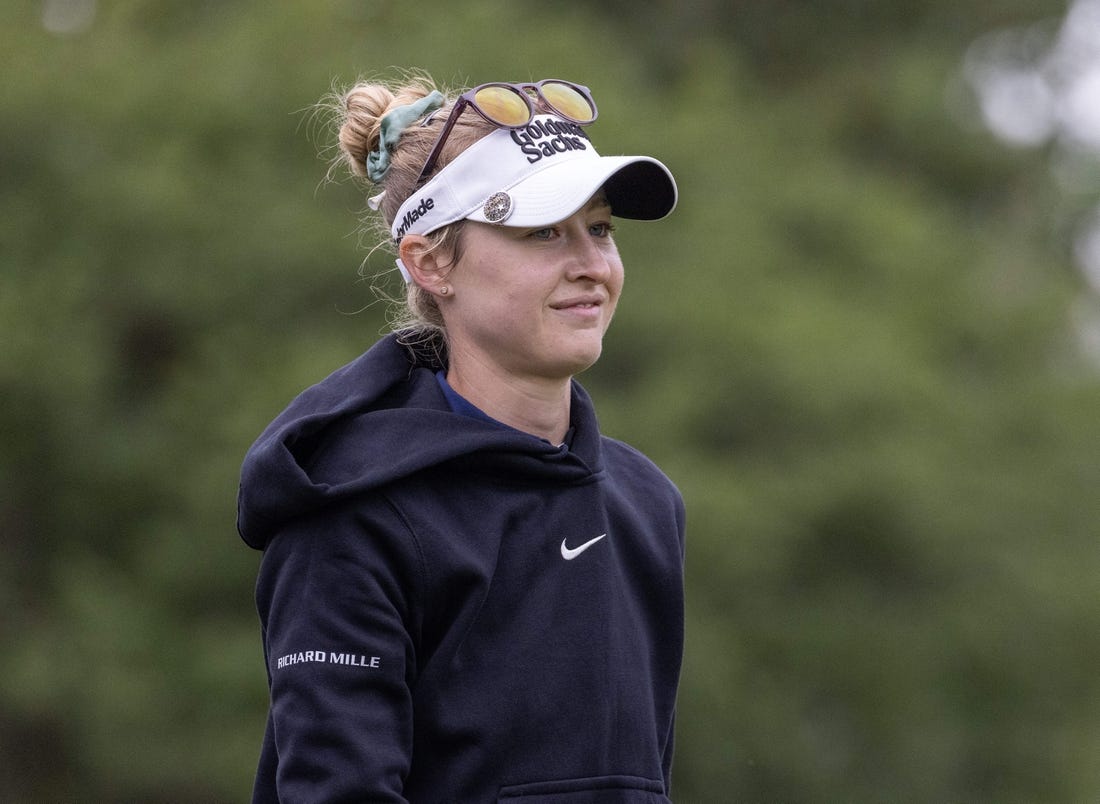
[{"xmin": 439, "ymin": 285, "xmax": 450, "ymax": 296}]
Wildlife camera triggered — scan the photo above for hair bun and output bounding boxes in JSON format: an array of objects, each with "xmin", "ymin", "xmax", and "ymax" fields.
[
  {"xmin": 334, "ymin": 78, "xmax": 438, "ymax": 180},
  {"xmin": 337, "ymin": 84, "xmax": 394, "ymax": 179}
]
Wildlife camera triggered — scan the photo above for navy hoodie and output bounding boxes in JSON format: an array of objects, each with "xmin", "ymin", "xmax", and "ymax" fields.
[{"xmin": 237, "ymin": 333, "xmax": 685, "ymax": 803}]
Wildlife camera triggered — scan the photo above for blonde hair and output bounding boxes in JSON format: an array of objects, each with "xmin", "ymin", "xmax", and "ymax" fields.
[{"xmin": 323, "ymin": 72, "xmax": 495, "ymax": 354}]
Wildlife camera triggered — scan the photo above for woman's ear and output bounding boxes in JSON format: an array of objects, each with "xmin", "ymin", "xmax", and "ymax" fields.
[{"xmin": 399, "ymin": 235, "xmax": 453, "ymax": 298}]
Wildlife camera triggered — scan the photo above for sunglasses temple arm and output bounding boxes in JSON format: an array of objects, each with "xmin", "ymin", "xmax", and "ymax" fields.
[{"xmin": 415, "ymin": 98, "xmax": 466, "ymax": 187}]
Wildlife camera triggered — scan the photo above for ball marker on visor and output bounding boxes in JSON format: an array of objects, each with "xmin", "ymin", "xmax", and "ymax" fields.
[{"xmin": 482, "ymin": 192, "xmax": 514, "ymax": 224}]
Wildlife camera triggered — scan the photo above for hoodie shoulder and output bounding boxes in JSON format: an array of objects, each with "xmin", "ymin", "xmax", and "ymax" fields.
[
  {"xmin": 601, "ymin": 435, "xmax": 684, "ymax": 514},
  {"xmin": 236, "ymin": 335, "xmax": 439, "ymax": 549}
]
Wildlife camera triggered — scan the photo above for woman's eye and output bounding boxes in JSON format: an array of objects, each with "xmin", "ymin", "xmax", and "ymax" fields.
[
  {"xmin": 590, "ymin": 222, "xmax": 616, "ymax": 237},
  {"xmin": 530, "ymin": 228, "xmax": 555, "ymax": 240}
]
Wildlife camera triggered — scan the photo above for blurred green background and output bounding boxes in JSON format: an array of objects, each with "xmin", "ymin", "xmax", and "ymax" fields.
[{"xmin": 4, "ymin": 0, "xmax": 1100, "ymax": 801}]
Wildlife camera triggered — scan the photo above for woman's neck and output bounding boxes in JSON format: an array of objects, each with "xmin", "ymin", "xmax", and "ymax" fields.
[{"xmin": 445, "ymin": 354, "xmax": 572, "ymax": 445}]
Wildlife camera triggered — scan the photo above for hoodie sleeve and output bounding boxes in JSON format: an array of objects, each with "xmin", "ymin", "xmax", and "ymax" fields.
[
  {"xmin": 662, "ymin": 486, "xmax": 687, "ymax": 796},
  {"xmin": 255, "ymin": 495, "xmax": 425, "ymax": 802}
]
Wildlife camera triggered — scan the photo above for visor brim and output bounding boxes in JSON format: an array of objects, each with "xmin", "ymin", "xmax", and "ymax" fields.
[{"xmin": 464, "ymin": 154, "xmax": 677, "ymax": 228}]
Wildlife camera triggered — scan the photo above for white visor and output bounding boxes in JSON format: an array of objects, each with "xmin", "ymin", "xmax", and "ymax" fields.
[{"xmin": 390, "ymin": 114, "xmax": 677, "ymax": 281}]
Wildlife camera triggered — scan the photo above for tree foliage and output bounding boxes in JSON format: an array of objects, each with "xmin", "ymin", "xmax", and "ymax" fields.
[{"xmin": 3, "ymin": 0, "xmax": 1098, "ymax": 800}]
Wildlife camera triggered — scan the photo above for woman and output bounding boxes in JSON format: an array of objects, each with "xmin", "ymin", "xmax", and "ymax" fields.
[{"xmin": 237, "ymin": 74, "xmax": 685, "ymax": 802}]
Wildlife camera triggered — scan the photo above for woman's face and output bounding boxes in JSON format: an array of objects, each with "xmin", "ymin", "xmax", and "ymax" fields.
[{"xmin": 442, "ymin": 193, "xmax": 624, "ymax": 384}]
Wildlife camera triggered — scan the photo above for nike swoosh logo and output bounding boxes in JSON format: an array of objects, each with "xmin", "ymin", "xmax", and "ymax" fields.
[{"xmin": 560, "ymin": 533, "xmax": 607, "ymax": 560}]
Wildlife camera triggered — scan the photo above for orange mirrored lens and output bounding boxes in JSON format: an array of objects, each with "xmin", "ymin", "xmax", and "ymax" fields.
[
  {"xmin": 540, "ymin": 82, "xmax": 596, "ymax": 122},
  {"xmin": 472, "ymin": 86, "xmax": 531, "ymax": 126}
]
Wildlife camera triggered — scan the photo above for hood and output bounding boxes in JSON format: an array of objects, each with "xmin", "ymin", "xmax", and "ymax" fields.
[{"xmin": 236, "ymin": 333, "xmax": 605, "ymax": 549}]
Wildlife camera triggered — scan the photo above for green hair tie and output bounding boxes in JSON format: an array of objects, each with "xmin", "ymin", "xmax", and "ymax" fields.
[{"xmin": 366, "ymin": 90, "xmax": 445, "ymax": 183}]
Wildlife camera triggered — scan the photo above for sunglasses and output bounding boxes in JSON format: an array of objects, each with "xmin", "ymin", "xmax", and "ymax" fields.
[{"xmin": 416, "ymin": 79, "xmax": 598, "ymax": 185}]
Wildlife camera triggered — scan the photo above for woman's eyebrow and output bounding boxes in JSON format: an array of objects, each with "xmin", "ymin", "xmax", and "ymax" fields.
[{"xmin": 584, "ymin": 194, "xmax": 612, "ymax": 212}]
